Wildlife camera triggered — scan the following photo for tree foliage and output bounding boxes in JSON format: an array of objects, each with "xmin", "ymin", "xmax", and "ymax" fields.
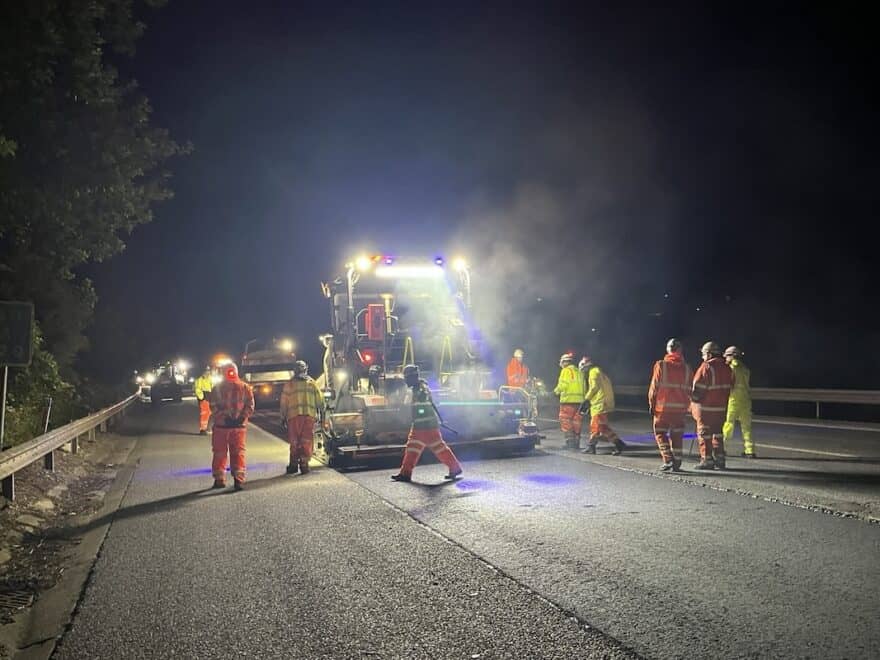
[{"xmin": 0, "ymin": 0, "xmax": 188, "ymax": 370}]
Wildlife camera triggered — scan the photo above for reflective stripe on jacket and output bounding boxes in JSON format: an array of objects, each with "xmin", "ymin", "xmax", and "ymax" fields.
[
  {"xmin": 648, "ymin": 353, "xmax": 692, "ymax": 415},
  {"xmin": 691, "ymin": 357, "xmax": 734, "ymax": 413},
  {"xmin": 410, "ymin": 380, "xmax": 440, "ymax": 430},
  {"xmin": 584, "ymin": 365, "xmax": 615, "ymax": 415},
  {"xmin": 506, "ymin": 359, "xmax": 530, "ymax": 388},
  {"xmin": 280, "ymin": 378, "xmax": 325, "ymax": 420},
  {"xmin": 194, "ymin": 375, "xmax": 213, "ymax": 401},
  {"xmin": 554, "ymin": 365, "xmax": 585, "ymax": 404},
  {"xmin": 728, "ymin": 359, "xmax": 751, "ymax": 407}
]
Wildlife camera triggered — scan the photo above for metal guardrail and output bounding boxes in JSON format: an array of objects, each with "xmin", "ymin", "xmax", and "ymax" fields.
[
  {"xmin": 0, "ymin": 393, "xmax": 138, "ymax": 500},
  {"xmin": 614, "ymin": 386, "xmax": 880, "ymax": 418}
]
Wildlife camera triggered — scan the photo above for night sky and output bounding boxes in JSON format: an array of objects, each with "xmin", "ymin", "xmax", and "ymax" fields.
[{"xmin": 82, "ymin": 2, "xmax": 878, "ymax": 388}]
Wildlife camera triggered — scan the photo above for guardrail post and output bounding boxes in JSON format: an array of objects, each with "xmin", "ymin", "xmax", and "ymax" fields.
[
  {"xmin": 71, "ymin": 435, "xmax": 79, "ymax": 454},
  {"xmin": 44, "ymin": 450, "xmax": 55, "ymax": 471},
  {"xmin": 99, "ymin": 421, "xmax": 107, "ymax": 433},
  {"xmin": 816, "ymin": 402, "xmax": 821, "ymax": 419},
  {"xmin": 2, "ymin": 475, "xmax": 13, "ymax": 501},
  {"xmin": 89, "ymin": 428, "xmax": 95, "ymax": 441}
]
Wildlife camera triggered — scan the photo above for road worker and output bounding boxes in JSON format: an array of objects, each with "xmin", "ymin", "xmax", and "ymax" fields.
[
  {"xmin": 209, "ymin": 362, "xmax": 255, "ymax": 491},
  {"xmin": 279, "ymin": 360, "xmax": 325, "ymax": 475},
  {"xmin": 554, "ymin": 352, "xmax": 585, "ymax": 449},
  {"xmin": 193, "ymin": 366, "xmax": 214, "ymax": 435},
  {"xmin": 506, "ymin": 348, "xmax": 530, "ymax": 389},
  {"xmin": 579, "ymin": 357, "xmax": 626, "ymax": 455},
  {"xmin": 391, "ymin": 364, "xmax": 462, "ymax": 483},
  {"xmin": 723, "ymin": 346, "xmax": 755, "ymax": 458},
  {"xmin": 691, "ymin": 341, "xmax": 734, "ymax": 470},
  {"xmin": 648, "ymin": 338, "xmax": 693, "ymax": 472}
]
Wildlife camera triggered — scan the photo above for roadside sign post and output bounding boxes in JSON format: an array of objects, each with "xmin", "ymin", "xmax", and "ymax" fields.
[{"xmin": 0, "ymin": 301, "xmax": 35, "ymax": 450}]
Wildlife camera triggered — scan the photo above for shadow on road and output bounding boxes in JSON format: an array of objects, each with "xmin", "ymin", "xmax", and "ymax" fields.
[{"xmin": 48, "ymin": 474, "xmax": 291, "ymax": 539}]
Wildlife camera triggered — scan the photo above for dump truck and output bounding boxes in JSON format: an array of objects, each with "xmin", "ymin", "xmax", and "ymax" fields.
[
  {"xmin": 313, "ymin": 254, "xmax": 540, "ymax": 468},
  {"xmin": 240, "ymin": 338, "xmax": 298, "ymax": 408}
]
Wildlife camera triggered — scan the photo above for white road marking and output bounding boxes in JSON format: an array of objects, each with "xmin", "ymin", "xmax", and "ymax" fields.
[{"xmin": 537, "ymin": 418, "xmax": 863, "ymax": 459}]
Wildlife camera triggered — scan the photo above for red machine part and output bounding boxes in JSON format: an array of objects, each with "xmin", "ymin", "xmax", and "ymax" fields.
[{"xmin": 366, "ymin": 303, "xmax": 386, "ymax": 340}]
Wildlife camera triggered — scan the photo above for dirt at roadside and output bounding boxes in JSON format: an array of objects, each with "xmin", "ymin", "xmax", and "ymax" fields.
[{"xmin": 0, "ymin": 434, "xmax": 126, "ymax": 645}]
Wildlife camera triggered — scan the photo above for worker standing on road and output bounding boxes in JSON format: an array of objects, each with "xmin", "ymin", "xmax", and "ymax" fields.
[
  {"xmin": 648, "ymin": 338, "xmax": 693, "ymax": 472},
  {"xmin": 391, "ymin": 364, "xmax": 462, "ymax": 482},
  {"xmin": 579, "ymin": 357, "xmax": 626, "ymax": 455},
  {"xmin": 193, "ymin": 366, "xmax": 214, "ymax": 435},
  {"xmin": 691, "ymin": 342, "xmax": 734, "ymax": 470},
  {"xmin": 506, "ymin": 348, "xmax": 530, "ymax": 389},
  {"xmin": 280, "ymin": 360, "xmax": 325, "ymax": 475},
  {"xmin": 554, "ymin": 352, "xmax": 585, "ymax": 449},
  {"xmin": 723, "ymin": 346, "xmax": 756, "ymax": 458},
  {"xmin": 209, "ymin": 362, "xmax": 255, "ymax": 491}
]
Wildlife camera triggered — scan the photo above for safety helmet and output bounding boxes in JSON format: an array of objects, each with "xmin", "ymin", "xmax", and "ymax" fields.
[
  {"xmin": 666, "ymin": 338, "xmax": 682, "ymax": 354},
  {"xmin": 293, "ymin": 360, "xmax": 308, "ymax": 378},
  {"xmin": 513, "ymin": 348, "xmax": 525, "ymax": 359},
  {"xmin": 578, "ymin": 356, "xmax": 592, "ymax": 370},
  {"xmin": 403, "ymin": 364, "xmax": 420, "ymax": 387},
  {"xmin": 224, "ymin": 362, "xmax": 239, "ymax": 381},
  {"xmin": 723, "ymin": 345, "xmax": 742, "ymax": 358},
  {"xmin": 559, "ymin": 352, "xmax": 575, "ymax": 368},
  {"xmin": 700, "ymin": 341, "xmax": 721, "ymax": 357}
]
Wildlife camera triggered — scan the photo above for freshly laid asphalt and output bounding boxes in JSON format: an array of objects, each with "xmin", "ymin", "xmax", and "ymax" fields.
[{"xmin": 54, "ymin": 401, "xmax": 880, "ymax": 659}]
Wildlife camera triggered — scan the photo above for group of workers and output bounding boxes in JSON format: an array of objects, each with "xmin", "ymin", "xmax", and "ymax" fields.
[
  {"xmin": 191, "ymin": 359, "xmax": 327, "ymax": 491},
  {"xmin": 507, "ymin": 341, "xmax": 754, "ymax": 472},
  {"xmin": 649, "ymin": 339, "xmax": 753, "ymax": 470}
]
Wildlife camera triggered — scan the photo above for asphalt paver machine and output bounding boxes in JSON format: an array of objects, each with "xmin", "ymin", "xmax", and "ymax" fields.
[{"xmin": 314, "ymin": 254, "xmax": 540, "ymax": 468}]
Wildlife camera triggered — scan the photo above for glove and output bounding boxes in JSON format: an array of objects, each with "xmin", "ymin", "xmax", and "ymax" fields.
[
  {"xmin": 281, "ymin": 418, "xmax": 288, "ymax": 431},
  {"xmin": 578, "ymin": 401, "xmax": 589, "ymax": 415}
]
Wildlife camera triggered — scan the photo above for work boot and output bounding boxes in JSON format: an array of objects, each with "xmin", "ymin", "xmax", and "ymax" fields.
[
  {"xmin": 285, "ymin": 464, "xmax": 298, "ymax": 475},
  {"xmin": 659, "ymin": 461, "xmax": 674, "ymax": 472},
  {"xmin": 199, "ymin": 429, "xmax": 207, "ymax": 436},
  {"xmin": 233, "ymin": 480, "xmax": 244, "ymax": 491},
  {"xmin": 611, "ymin": 440, "xmax": 626, "ymax": 456},
  {"xmin": 694, "ymin": 460, "xmax": 715, "ymax": 470},
  {"xmin": 299, "ymin": 461, "xmax": 310, "ymax": 475},
  {"xmin": 672, "ymin": 458, "xmax": 683, "ymax": 472},
  {"xmin": 714, "ymin": 456, "xmax": 726, "ymax": 470},
  {"xmin": 211, "ymin": 479, "xmax": 225, "ymax": 489},
  {"xmin": 444, "ymin": 469, "xmax": 463, "ymax": 481},
  {"xmin": 742, "ymin": 451, "xmax": 757, "ymax": 459},
  {"xmin": 391, "ymin": 473, "xmax": 412, "ymax": 482},
  {"xmin": 581, "ymin": 444, "xmax": 597, "ymax": 455}
]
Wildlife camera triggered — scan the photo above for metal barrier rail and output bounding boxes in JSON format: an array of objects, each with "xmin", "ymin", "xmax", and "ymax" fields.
[
  {"xmin": 614, "ymin": 386, "xmax": 880, "ymax": 418},
  {"xmin": 0, "ymin": 393, "xmax": 138, "ymax": 500}
]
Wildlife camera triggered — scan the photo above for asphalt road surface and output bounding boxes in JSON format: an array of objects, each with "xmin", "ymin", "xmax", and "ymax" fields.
[{"xmin": 53, "ymin": 401, "xmax": 879, "ymax": 659}]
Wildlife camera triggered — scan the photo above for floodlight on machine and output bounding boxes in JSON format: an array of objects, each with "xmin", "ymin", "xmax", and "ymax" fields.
[
  {"xmin": 355, "ymin": 255, "xmax": 372, "ymax": 272},
  {"xmin": 278, "ymin": 338, "xmax": 295, "ymax": 353},
  {"xmin": 374, "ymin": 264, "xmax": 444, "ymax": 279},
  {"xmin": 145, "ymin": 373, "xmax": 156, "ymax": 385},
  {"xmin": 452, "ymin": 257, "xmax": 467, "ymax": 272}
]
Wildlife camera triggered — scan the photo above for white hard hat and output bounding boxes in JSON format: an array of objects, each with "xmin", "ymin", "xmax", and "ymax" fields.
[
  {"xmin": 723, "ymin": 345, "xmax": 742, "ymax": 358},
  {"xmin": 559, "ymin": 352, "xmax": 575, "ymax": 368},
  {"xmin": 513, "ymin": 348, "xmax": 525, "ymax": 358},
  {"xmin": 701, "ymin": 341, "xmax": 721, "ymax": 356}
]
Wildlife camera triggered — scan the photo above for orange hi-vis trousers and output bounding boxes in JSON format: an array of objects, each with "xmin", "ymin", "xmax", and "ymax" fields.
[
  {"xmin": 398, "ymin": 428, "xmax": 462, "ymax": 478},
  {"xmin": 693, "ymin": 408, "xmax": 726, "ymax": 462},
  {"xmin": 558, "ymin": 404, "xmax": 583, "ymax": 440},
  {"xmin": 588, "ymin": 413, "xmax": 620, "ymax": 445},
  {"xmin": 287, "ymin": 415, "xmax": 315, "ymax": 470},
  {"xmin": 198, "ymin": 399, "xmax": 211, "ymax": 432},
  {"xmin": 653, "ymin": 413, "xmax": 685, "ymax": 463},
  {"xmin": 212, "ymin": 427, "xmax": 247, "ymax": 485}
]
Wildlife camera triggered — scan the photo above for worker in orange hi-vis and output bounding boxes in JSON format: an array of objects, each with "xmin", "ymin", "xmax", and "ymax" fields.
[
  {"xmin": 391, "ymin": 364, "xmax": 462, "ymax": 483},
  {"xmin": 506, "ymin": 348, "xmax": 530, "ymax": 388},
  {"xmin": 209, "ymin": 362, "xmax": 255, "ymax": 491},
  {"xmin": 691, "ymin": 341, "xmax": 734, "ymax": 471},
  {"xmin": 279, "ymin": 360, "xmax": 325, "ymax": 476},
  {"xmin": 648, "ymin": 338, "xmax": 693, "ymax": 472},
  {"xmin": 193, "ymin": 366, "xmax": 214, "ymax": 435}
]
